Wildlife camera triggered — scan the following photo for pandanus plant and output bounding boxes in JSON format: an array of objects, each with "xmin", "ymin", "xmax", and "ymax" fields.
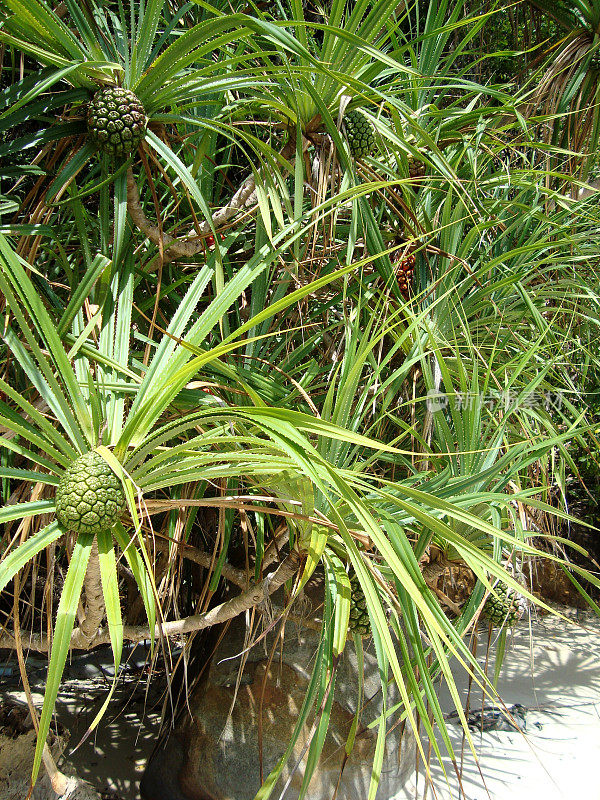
[
  {"xmin": 2, "ymin": 1, "xmax": 600, "ymax": 798},
  {"xmin": 522, "ymin": 0, "xmax": 600, "ymax": 177},
  {"xmin": 0, "ymin": 0, "xmax": 326, "ymax": 277},
  {"xmin": 5, "ymin": 212, "xmax": 596, "ymax": 795},
  {"xmin": 0, "ymin": 226, "xmax": 397, "ymax": 785}
]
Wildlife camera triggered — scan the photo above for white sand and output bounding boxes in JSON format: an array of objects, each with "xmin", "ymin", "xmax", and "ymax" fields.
[{"xmin": 401, "ymin": 607, "xmax": 600, "ymax": 800}]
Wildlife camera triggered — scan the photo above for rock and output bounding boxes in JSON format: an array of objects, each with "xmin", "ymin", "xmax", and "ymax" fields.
[{"xmin": 141, "ymin": 591, "xmax": 415, "ymax": 800}]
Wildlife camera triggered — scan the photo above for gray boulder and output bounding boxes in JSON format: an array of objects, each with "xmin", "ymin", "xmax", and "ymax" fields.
[{"xmin": 141, "ymin": 594, "xmax": 415, "ymax": 800}]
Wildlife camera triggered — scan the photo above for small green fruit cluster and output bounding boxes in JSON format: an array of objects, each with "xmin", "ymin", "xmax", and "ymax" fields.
[
  {"xmin": 88, "ymin": 86, "xmax": 147, "ymax": 157},
  {"xmin": 349, "ymin": 573, "xmax": 371, "ymax": 637},
  {"xmin": 407, "ymin": 155, "xmax": 426, "ymax": 179},
  {"xmin": 483, "ymin": 581, "xmax": 526, "ymax": 627},
  {"xmin": 343, "ymin": 110, "xmax": 375, "ymax": 159}
]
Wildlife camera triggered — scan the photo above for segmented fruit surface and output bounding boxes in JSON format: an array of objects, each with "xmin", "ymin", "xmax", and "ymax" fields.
[
  {"xmin": 88, "ymin": 87, "xmax": 147, "ymax": 157},
  {"xmin": 482, "ymin": 582, "xmax": 526, "ymax": 627},
  {"xmin": 349, "ymin": 574, "xmax": 371, "ymax": 637},
  {"xmin": 343, "ymin": 110, "xmax": 375, "ymax": 158},
  {"xmin": 55, "ymin": 451, "xmax": 125, "ymax": 535}
]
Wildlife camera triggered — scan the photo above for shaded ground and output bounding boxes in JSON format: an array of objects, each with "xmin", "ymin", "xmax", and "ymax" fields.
[
  {"xmin": 2, "ymin": 606, "xmax": 600, "ymax": 800},
  {"xmin": 1, "ymin": 643, "xmax": 164, "ymax": 800}
]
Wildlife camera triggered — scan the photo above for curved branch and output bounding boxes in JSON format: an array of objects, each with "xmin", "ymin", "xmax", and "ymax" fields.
[
  {"xmin": 0, "ymin": 551, "xmax": 301, "ymax": 653},
  {"xmin": 153, "ymin": 536, "xmax": 248, "ymax": 588},
  {"xmin": 126, "ymin": 141, "xmax": 296, "ymax": 271}
]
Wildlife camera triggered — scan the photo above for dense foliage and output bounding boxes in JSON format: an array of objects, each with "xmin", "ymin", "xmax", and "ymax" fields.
[{"xmin": 1, "ymin": 0, "xmax": 599, "ymax": 796}]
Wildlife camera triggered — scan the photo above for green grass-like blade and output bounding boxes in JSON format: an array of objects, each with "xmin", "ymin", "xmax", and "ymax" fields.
[
  {"xmin": 0, "ymin": 501, "xmax": 57, "ymax": 528},
  {"xmin": 113, "ymin": 523, "xmax": 157, "ymax": 647},
  {"xmin": 31, "ymin": 531, "xmax": 94, "ymax": 785},
  {"xmin": 0, "ymin": 520, "xmax": 62, "ymax": 591},
  {"xmin": 0, "ymin": 467, "xmax": 60, "ymax": 485},
  {"xmin": 57, "ymin": 254, "xmax": 111, "ymax": 337},
  {"xmin": 74, "ymin": 529, "xmax": 125, "ymax": 746},
  {"xmin": 0, "ymin": 235, "xmax": 93, "ymax": 448}
]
